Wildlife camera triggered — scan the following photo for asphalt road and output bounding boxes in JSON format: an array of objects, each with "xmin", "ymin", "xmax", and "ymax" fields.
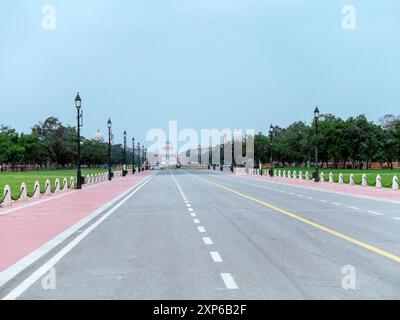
[{"xmin": 2, "ymin": 169, "xmax": 400, "ymax": 299}]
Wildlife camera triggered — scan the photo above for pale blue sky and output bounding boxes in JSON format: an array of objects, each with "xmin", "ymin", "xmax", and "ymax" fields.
[{"xmin": 1, "ymin": 0, "xmax": 399, "ymax": 144}]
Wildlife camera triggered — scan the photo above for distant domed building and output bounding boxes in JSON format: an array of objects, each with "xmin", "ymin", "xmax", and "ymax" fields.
[{"xmin": 92, "ymin": 129, "xmax": 104, "ymax": 143}]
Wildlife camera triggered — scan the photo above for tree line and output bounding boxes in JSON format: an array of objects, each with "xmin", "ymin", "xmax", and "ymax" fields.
[
  {"xmin": 253, "ymin": 114, "xmax": 400, "ymax": 169},
  {"xmin": 0, "ymin": 117, "xmax": 136, "ymax": 170}
]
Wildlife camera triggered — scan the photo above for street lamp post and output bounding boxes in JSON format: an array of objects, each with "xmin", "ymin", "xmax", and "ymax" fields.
[
  {"xmin": 75, "ymin": 93, "xmax": 83, "ymax": 189},
  {"xmin": 231, "ymin": 135, "xmax": 235, "ymax": 173},
  {"xmin": 137, "ymin": 143, "xmax": 141, "ymax": 172},
  {"xmin": 220, "ymin": 136, "xmax": 225, "ymax": 171},
  {"xmin": 132, "ymin": 137, "xmax": 135, "ymax": 175},
  {"xmin": 314, "ymin": 106, "xmax": 320, "ymax": 182},
  {"xmin": 123, "ymin": 130, "xmax": 127, "ymax": 176},
  {"xmin": 144, "ymin": 148, "xmax": 148, "ymax": 170},
  {"xmin": 198, "ymin": 145, "xmax": 201, "ymax": 165},
  {"xmin": 269, "ymin": 124, "xmax": 274, "ymax": 177},
  {"xmin": 208, "ymin": 146, "xmax": 212, "ymax": 169},
  {"xmin": 107, "ymin": 119, "xmax": 112, "ymax": 181}
]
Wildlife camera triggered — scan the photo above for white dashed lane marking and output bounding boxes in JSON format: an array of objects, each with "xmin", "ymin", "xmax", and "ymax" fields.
[
  {"xmin": 221, "ymin": 273, "xmax": 238, "ymax": 290},
  {"xmin": 193, "ymin": 219, "xmax": 200, "ymax": 224},
  {"xmin": 203, "ymin": 237, "xmax": 213, "ymax": 245},
  {"xmin": 197, "ymin": 226, "xmax": 206, "ymax": 233},
  {"xmin": 368, "ymin": 211, "xmax": 383, "ymax": 216},
  {"xmin": 210, "ymin": 252, "xmax": 223, "ymax": 263}
]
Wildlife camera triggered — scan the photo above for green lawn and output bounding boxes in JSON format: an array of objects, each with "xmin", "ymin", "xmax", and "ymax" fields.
[
  {"xmin": 275, "ymin": 167, "xmax": 400, "ymax": 188},
  {"xmin": 0, "ymin": 168, "xmax": 108, "ymax": 199}
]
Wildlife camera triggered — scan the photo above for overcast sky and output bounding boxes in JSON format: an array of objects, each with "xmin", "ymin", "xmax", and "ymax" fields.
[{"xmin": 1, "ymin": 0, "xmax": 399, "ymax": 144}]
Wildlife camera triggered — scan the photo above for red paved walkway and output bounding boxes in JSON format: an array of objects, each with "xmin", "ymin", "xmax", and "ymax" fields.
[
  {"xmin": 0, "ymin": 172, "xmax": 152, "ymax": 273},
  {"xmin": 237, "ymin": 173, "xmax": 400, "ymax": 202}
]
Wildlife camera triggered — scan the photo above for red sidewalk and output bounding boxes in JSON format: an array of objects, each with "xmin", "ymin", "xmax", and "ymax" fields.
[
  {"xmin": 0, "ymin": 172, "xmax": 152, "ymax": 273},
  {"xmin": 237, "ymin": 173, "xmax": 400, "ymax": 202}
]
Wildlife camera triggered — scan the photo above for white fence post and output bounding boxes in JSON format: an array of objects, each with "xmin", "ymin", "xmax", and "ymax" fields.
[
  {"xmin": 19, "ymin": 182, "xmax": 28, "ymax": 202},
  {"xmin": 44, "ymin": 179, "xmax": 51, "ymax": 195},
  {"xmin": 392, "ymin": 176, "xmax": 399, "ymax": 191},
  {"xmin": 306, "ymin": 171, "xmax": 310, "ymax": 180},
  {"xmin": 70, "ymin": 177, "xmax": 75, "ymax": 189},
  {"xmin": 2, "ymin": 185, "xmax": 12, "ymax": 207},
  {"xmin": 329, "ymin": 172, "xmax": 333, "ymax": 183},
  {"xmin": 33, "ymin": 181, "xmax": 41, "ymax": 198},
  {"xmin": 361, "ymin": 174, "xmax": 367, "ymax": 187},
  {"xmin": 320, "ymin": 172, "xmax": 324, "ymax": 183},
  {"xmin": 376, "ymin": 175, "xmax": 382, "ymax": 188},
  {"xmin": 54, "ymin": 178, "xmax": 60, "ymax": 193},
  {"xmin": 349, "ymin": 174, "xmax": 355, "ymax": 186},
  {"xmin": 62, "ymin": 177, "xmax": 68, "ymax": 191}
]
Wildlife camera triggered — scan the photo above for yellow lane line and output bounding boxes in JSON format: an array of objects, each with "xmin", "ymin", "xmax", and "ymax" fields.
[{"xmin": 188, "ymin": 171, "xmax": 400, "ymax": 264}]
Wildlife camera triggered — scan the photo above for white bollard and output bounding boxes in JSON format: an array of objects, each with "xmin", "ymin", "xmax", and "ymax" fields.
[
  {"xmin": 278, "ymin": 170, "xmax": 281, "ymax": 177},
  {"xmin": 361, "ymin": 174, "xmax": 368, "ymax": 187},
  {"xmin": 44, "ymin": 179, "xmax": 51, "ymax": 195},
  {"xmin": 287, "ymin": 170, "xmax": 291, "ymax": 178},
  {"xmin": 349, "ymin": 174, "xmax": 355, "ymax": 186},
  {"xmin": 328, "ymin": 172, "xmax": 333, "ymax": 183},
  {"xmin": 306, "ymin": 171, "xmax": 310, "ymax": 180},
  {"xmin": 2, "ymin": 185, "xmax": 12, "ymax": 207},
  {"xmin": 274, "ymin": 169, "xmax": 277, "ymax": 176},
  {"xmin": 19, "ymin": 182, "xmax": 28, "ymax": 202},
  {"xmin": 54, "ymin": 178, "xmax": 60, "ymax": 193},
  {"xmin": 392, "ymin": 176, "xmax": 399, "ymax": 191},
  {"xmin": 299, "ymin": 171, "xmax": 303, "ymax": 180},
  {"xmin": 320, "ymin": 172, "xmax": 324, "ymax": 183},
  {"xmin": 339, "ymin": 173, "xmax": 344, "ymax": 184},
  {"xmin": 62, "ymin": 177, "xmax": 68, "ymax": 191},
  {"xmin": 32, "ymin": 181, "xmax": 41, "ymax": 198},
  {"xmin": 376, "ymin": 175, "xmax": 382, "ymax": 189},
  {"xmin": 282, "ymin": 170, "xmax": 286, "ymax": 178},
  {"xmin": 293, "ymin": 170, "xmax": 297, "ymax": 179},
  {"xmin": 70, "ymin": 177, "xmax": 75, "ymax": 189}
]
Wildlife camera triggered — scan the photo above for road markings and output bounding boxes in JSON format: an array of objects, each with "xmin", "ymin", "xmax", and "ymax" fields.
[
  {"xmin": 306, "ymin": 197, "xmax": 314, "ymax": 200},
  {"xmin": 203, "ymin": 237, "xmax": 213, "ymax": 245},
  {"xmin": 1, "ymin": 173, "xmax": 157, "ymax": 300},
  {"xmin": 368, "ymin": 211, "xmax": 383, "ymax": 216},
  {"xmin": 332, "ymin": 202, "xmax": 342, "ymax": 206},
  {"xmin": 186, "ymin": 204, "xmax": 191, "ymax": 207},
  {"xmin": 197, "ymin": 226, "xmax": 206, "ymax": 233},
  {"xmin": 348, "ymin": 206, "xmax": 360, "ymax": 210},
  {"xmin": 393, "ymin": 217, "xmax": 400, "ymax": 221},
  {"xmin": 190, "ymin": 212, "xmax": 197, "ymax": 217},
  {"xmin": 189, "ymin": 173, "xmax": 400, "ymax": 264},
  {"xmin": 318, "ymin": 199, "xmax": 327, "ymax": 203},
  {"xmin": 193, "ymin": 219, "xmax": 200, "ymax": 224},
  {"xmin": 188, "ymin": 208, "xmax": 194, "ymax": 212},
  {"xmin": 221, "ymin": 273, "xmax": 238, "ymax": 290},
  {"xmin": 210, "ymin": 252, "xmax": 223, "ymax": 262}
]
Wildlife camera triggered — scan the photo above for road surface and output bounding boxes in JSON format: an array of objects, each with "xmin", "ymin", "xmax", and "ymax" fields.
[{"xmin": 1, "ymin": 169, "xmax": 400, "ymax": 299}]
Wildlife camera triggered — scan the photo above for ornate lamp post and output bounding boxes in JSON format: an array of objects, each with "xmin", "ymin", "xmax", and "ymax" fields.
[
  {"xmin": 137, "ymin": 143, "xmax": 141, "ymax": 172},
  {"xmin": 123, "ymin": 130, "xmax": 127, "ymax": 176},
  {"xmin": 144, "ymin": 148, "xmax": 148, "ymax": 170},
  {"xmin": 220, "ymin": 135, "xmax": 225, "ymax": 171},
  {"xmin": 198, "ymin": 145, "xmax": 201, "ymax": 165},
  {"xmin": 107, "ymin": 118, "xmax": 112, "ymax": 181},
  {"xmin": 314, "ymin": 106, "xmax": 320, "ymax": 182},
  {"xmin": 75, "ymin": 93, "xmax": 83, "ymax": 189},
  {"xmin": 231, "ymin": 134, "xmax": 235, "ymax": 173},
  {"xmin": 269, "ymin": 124, "xmax": 274, "ymax": 176},
  {"xmin": 132, "ymin": 137, "xmax": 135, "ymax": 174}
]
